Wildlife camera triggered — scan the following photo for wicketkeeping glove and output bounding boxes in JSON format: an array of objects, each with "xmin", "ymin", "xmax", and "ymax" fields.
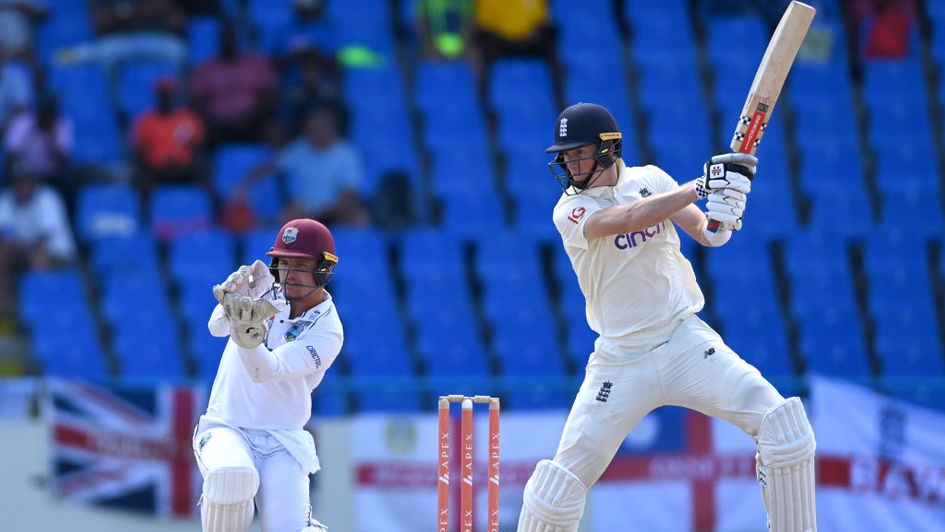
[
  {"xmin": 222, "ymin": 292, "xmax": 282, "ymax": 348},
  {"xmin": 695, "ymin": 153, "xmax": 757, "ymax": 198},
  {"xmin": 213, "ymin": 260, "xmax": 276, "ymax": 304}
]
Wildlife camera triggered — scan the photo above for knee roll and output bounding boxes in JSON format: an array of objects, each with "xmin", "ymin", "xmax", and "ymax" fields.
[{"xmin": 517, "ymin": 459, "xmax": 587, "ymax": 532}]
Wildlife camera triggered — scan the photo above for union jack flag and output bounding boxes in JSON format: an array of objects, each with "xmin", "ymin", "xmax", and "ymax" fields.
[{"xmin": 48, "ymin": 379, "xmax": 205, "ymax": 517}]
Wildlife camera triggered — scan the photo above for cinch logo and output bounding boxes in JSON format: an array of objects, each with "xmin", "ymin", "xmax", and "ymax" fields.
[
  {"xmin": 559, "ymin": 117, "xmax": 568, "ymax": 137},
  {"xmin": 614, "ymin": 222, "xmax": 665, "ymax": 250}
]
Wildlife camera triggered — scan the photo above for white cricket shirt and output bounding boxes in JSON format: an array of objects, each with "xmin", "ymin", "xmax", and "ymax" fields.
[
  {"xmin": 553, "ymin": 161, "xmax": 704, "ymax": 345},
  {"xmin": 203, "ymin": 291, "xmax": 343, "ymax": 430}
]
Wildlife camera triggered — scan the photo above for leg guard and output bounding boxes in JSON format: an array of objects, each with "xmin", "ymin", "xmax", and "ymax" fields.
[
  {"xmin": 200, "ymin": 466, "xmax": 259, "ymax": 532},
  {"xmin": 517, "ymin": 459, "xmax": 587, "ymax": 532},
  {"xmin": 756, "ymin": 397, "xmax": 817, "ymax": 532}
]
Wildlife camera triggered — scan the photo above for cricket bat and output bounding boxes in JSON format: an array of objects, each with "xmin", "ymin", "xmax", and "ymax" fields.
[{"xmin": 707, "ymin": 0, "xmax": 816, "ymax": 232}]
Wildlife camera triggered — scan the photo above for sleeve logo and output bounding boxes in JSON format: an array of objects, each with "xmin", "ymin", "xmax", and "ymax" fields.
[{"xmin": 567, "ymin": 206, "xmax": 586, "ymax": 224}]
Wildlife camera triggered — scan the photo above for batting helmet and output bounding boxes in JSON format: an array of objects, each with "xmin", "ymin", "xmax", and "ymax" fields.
[
  {"xmin": 545, "ymin": 102, "xmax": 622, "ymax": 192},
  {"xmin": 266, "ymin": 219, "xmax": 338, "ymax": 288}
]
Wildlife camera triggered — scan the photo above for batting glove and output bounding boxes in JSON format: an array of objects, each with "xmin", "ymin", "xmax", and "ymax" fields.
[{"xmin": 695, "ymin": 153, "xmax": 757, "ymax": 198}]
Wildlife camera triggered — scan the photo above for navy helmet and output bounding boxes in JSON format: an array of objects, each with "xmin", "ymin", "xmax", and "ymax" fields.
[{"xmin": 546, "ymin": 102, "xmax": 622, "ymax": 192}]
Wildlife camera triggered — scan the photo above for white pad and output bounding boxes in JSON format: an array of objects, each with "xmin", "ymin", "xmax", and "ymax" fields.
[
  {"xmin": 756, "ymin": 397, "xmax": 817, "ymax": 532},
  {"xmin": 200, "ymin": 466, "xmax": 260, "ymax": 532},
  {"xmin": 517, "ymin": 459, "xmax": 587, "ymax": 532}
]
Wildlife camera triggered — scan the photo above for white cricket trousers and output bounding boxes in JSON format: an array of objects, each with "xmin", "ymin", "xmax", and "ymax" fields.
[
  {"xmin": 193, "ymin": 424, "xmax": 315, "ymax": 531},
  {"xmin": 555, "ymin": 314, "xmax": 785, "ymax": 488}
]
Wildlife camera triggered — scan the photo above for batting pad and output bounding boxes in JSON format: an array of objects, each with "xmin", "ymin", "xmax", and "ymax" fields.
[
  {"xmin": 517, "ymin": 459, "xmax": 587, "ymax": 532},
  {"xmin": 200, "ymin": 466, "xmax": 259, "ymax": 532},
  {"xmin": 757, "ymin": 397, "xmax": 817, "ymax": 532}
]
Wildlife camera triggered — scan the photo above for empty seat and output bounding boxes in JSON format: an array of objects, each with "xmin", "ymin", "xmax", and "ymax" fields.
[
  {"xmin": 167, "ymin": 229, "xmax": 236, "ymax": 288},
  {"xmin": 90, "ymin": 231, "xmax": 161, "ymax": 276},
  {"xmin": 75, "ymin": 184, "xmax": 141, "ymax": 242},
  {"xmin": 488, "ymin": 59, "xmax": 555, "ymax": 114},
  {"xmin": 722, "ymin": 308, "xmax": 794, "ymax": 376},
  {"xmin": 18, "ymin": 269, "xmax": 86, "ymax": 326},
  {"xmin": 399, "ymin": 228, "xmax": 466, "ymax": 283},
  {"xmin": 798, "ymin": 309, "xmax": 870, "ymax": 378},
  {"xmin": 150, "ymin": 185, "xmax": 213, "ymax": 239}
]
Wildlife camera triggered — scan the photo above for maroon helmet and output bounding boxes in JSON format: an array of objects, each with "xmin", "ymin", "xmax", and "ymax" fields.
[{"xmin": 266, "ymin": 219, "xmax": 338, "ymax": 287}]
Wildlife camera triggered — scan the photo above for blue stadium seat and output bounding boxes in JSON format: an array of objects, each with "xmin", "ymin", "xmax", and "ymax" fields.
[
  {"xmin": 712, "ymin": 269, "xmax": 781, "ymax": 321},
  {"xmin": 189, "ymin": 333, "xmax": 228, "ymax": 379},
  {"xmin": 90, "ymin": 231, "xmax": 161, "ymax": 277},
  {"xmin": 429, "ymin": 146, "xmax": 496, "ymax": 198},
  {"xmin": 503, "ymin": 384, "xmax": 574, "ymax": 411},
  {"xmin": 187, "ymin": 17, "xmax": 219, "ymax": 65},
  {"xmin": 422, "ymin": 103, "xmax": 490, "ymax": 153},
  {"xmin": 862, "ymin": 228, "xmax": 928, "ymax": 277},
  {"xmin": 796, "ymin": 137, "xmax": 865, "ymax": 191},
  {"xmin": 50, "ymin": 64, "xmax": 122, "ymax": 165},
  {"xmin": 782, "ymin": 230, "xmax": 849, "ymax": 278},
  {"xmin": 150, "ymin": 185, "xmax": 213, "ymax": 239},
  {"xmin": 112, "ymin": 311, "xmax": 186, "ymax": 380},
  {"xmin": 862, "ymin": 60, "xmax": 925, "ymax": 108},
  {"xmin": 399, "ymin": 228, "xmax": 466, "ymax": 283},
  {"xmin": 496, "ymin": 105, "xmax": 558, "ymax": 160},
  {"xmin": 707, "ymin": 16, "xmax": 767, "ymax": 67},
  {"xmin": 344, "ymin": 67, "xmax": 406, "ymax": 110},
  {"xmin": 474, "ymin": 232, "xmax": 542, "ymax": 283},
  {"xmin": 311, "ymin": 376, "xmax": 349, "ymax": 417},
  {"xmin": 343, "ymin": 330, "xmax": 414, "ymax": 377},
  {"xmin": 489, "ymin": 59, "xmax": 555, "ymax": 115},
  {"xmin": 637, "ymin": 61, "xmax": 702, "ymax": 113},
  {"xmin": 875, "ymin": 331, "xmax": 944, "ymax": 378},
  {"xmin": 879, "ymin": 188, "xmax": 943, "ymax": 238},
  {"xmin": 99, "ymin": 270, "xmax": 171, "ymax": 326},
  {"xmin": 805, "ymin": 183, "xmax": 873, "ymax": 238},
  {"xmin": 441, "ymin": 193, "xmax": 506, "ymax": 238},
  {"xmin": 790, "ymin": 63, "xmax": 853, "ymax": 108},
  {"xmin": 722, "ymin": 307, "xmax": 794, "ymax": 376},
  {"xmin": 33, "ymin": 329, "xmax": 109, "ymax": 380},
  {"xmin": 788, "ymin": 268, "xmax": 858, "ymax": 318},
  {"xmin": 798, "ymin": 309, "xmax": 871, "ymax": 378},
  {"xmin": 239, "ymin": 226, "xmax": 280, "ymax": 265},
  {"xmin": 18, "ymin": 269, "xmax": 86, "ymax": 326},
  {"xmin": 167, "ymin": 229, "xmax": 236, "ymax": 289},
  {"xmin": 212, "ymin": 144, "xmax": 282, "ymax": 223},
  {"xmin": 356, "ymin": 383, "xmax": 422, "ymax": 413},
  {"xmin": 415, "ymin": 61, "xmax": 479, "ymax": 115},
  {"xmin": 326, "ymin": 0, "xmax": 394, "ymax": 50},
  {"xmin": 75, "ymin": 184, "xmax": 141, "ymax": 242}
]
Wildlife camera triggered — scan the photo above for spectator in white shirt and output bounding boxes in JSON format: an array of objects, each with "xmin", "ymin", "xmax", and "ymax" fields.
[{"xmin": 0, "ymin": 165, "xmax": 75, "ymax": 317}]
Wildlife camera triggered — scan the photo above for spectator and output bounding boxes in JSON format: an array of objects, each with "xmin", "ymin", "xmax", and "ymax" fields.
[
  {"xmin": 471, "ymin": 0, "xmax": 558, "ymax": 75},
  {"xmin": 190, "ymin": 22, "xmax": 277, "ymax": 143},
  {"xmin": 234, "ymin": 106, "xmax": 368, "ymax": 226},
  {"xmin": 131, "ymin": 77, "xmax": 206, "ymax": 187},
  {"xmin": 0, "ymin": 0, "xmax": 48, "ymax": 59},
  {"xmin": 849, "ymin": 0, "xmax": 916, "ymax": 61},
  {"xmin": 4, "ymin": 95, "xmax": 72, "ymax": 184},
  {"xmin": 0, "ymin": 165, "xmax": 75, "ymax": 318},
  {"xmin": 278, "ymin": 42, "xmax": 344, "ymax": 137},
  {"xmin": 0, "ymin": 45, "xmax": 32, "ymax": 132},
  {"xmin": 416, "ymin": 0, "xmax": 473, "ymax": 60},
  {"xmin": 55, "ymin": 0, "xmax": 186, "ymax": 74}
]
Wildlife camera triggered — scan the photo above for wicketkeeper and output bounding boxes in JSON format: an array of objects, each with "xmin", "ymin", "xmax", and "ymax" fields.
[{"xmin": 193, "ymin": 219, "xmax": 342, "ymax": 531}]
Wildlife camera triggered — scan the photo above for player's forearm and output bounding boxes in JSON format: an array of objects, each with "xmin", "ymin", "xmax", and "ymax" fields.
[
  {"xmin": 618, "ymin": 181, "xmax": 700, "ymax": 232},
  {"xmin": 236, "ymin": 344, "xmax": 308, "ymax": 383}
]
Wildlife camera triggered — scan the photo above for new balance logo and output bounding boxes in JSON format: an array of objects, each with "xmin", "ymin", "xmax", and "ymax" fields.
[
  {"xmin": 704, "ymin": 347, "xmax": 716, "ymax": 359},
  {"xmin": 596, "ymin": 381, "xmax": 613, "ymax": 403},
  {"xmin": 639, "ymin": 187, "xmax": 652, "ymax": 198},
  {"xmin": 559, "ymin": 118, "xmax": 568, "ymax": 137}
]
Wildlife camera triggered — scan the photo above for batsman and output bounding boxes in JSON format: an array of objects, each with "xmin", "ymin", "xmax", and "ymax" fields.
[
  {"xmin": 517, "ymin": 103, "xmax": 816, "ymax": 531},
  {"xmin": 193, "ymin": 219, "xmax": 342, "ymax": 531}
]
